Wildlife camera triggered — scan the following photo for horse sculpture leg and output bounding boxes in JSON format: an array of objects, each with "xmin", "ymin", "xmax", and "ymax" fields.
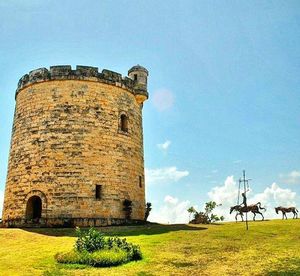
[
  {"xmin": 240, "ymin": 213, "xmax": 244, "ymax": 222},
  {"xmin": 258, "ymin": 211, "xmax": 264, "ymax": 221},
  {"xmin": 293, "ymin": 211, "xmax": 297, "ymax": 219},
  {"xmin": 253, "ymin": 212, "xmax": 256, "ymax": 221}
]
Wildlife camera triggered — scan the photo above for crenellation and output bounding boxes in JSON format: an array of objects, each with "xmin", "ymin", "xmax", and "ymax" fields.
[
  {"xmin": 101, "ymin": 69, "xmax": 122, "ymax": 82},
  {"xmin": 28, "ymin": 68, "xmax": 50, "ymax": 84},
  {"xmin": 15, "ymin": 65, "xmax": 149, "ymax": 101},
  {"xmin": 76, "ymin": 65, "xmax": 98, "ymax": 77},
  {"xmin": 50, "ymin": 65, "xmax": 72, "ymax": 76},
  {"xmin": 17, "ymin": 74, "xmax": 29, "ymax": 89}
]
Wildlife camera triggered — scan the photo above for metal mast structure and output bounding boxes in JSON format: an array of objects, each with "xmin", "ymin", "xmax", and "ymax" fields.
[{"xmin": 238, "ymin": 170, "xmax": 251, "ymax": 230}]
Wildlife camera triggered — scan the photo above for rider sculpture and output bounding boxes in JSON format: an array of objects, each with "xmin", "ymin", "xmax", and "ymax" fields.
[{"xmin": 230, "ymin": 192, "xmax": 265, "ymax": 222}]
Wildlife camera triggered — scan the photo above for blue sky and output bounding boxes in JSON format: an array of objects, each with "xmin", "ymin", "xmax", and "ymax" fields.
[{"xmin": 0, "ymin": 1, "xmax": 299, "ymax": 221}]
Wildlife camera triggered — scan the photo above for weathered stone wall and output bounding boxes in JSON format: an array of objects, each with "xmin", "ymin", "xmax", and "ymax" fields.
[{"xmin": 2, "ymin": 65, "xmax": 148, "ymax": 227}]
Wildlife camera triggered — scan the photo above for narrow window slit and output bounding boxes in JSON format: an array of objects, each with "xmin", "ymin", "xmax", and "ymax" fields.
[
  {"xmin": 120, "ymin": 114, "xmax": 128, "ymax": 132},
  {"xmin": 95, "ymin": 185, "xmax": 102, "ymax": 199}
]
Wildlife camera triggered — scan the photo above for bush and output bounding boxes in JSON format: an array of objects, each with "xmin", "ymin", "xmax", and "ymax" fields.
[
  {"xmin": 89, "ymin": 249, "xmax": 128, "ymax": 267},
  {"xmin": 55, "ymin": 249, "xmax": 128, "ymax": 267},
  {"xmin": 55, "ymin": 227, "xmax": 142, "ymax": 267},
  {"xmin": 106, "ymin": 236, "xmax": 142, "ymax": 261},
  {"xmin": 75, "ymin": 227, "xmax": 105, "ymax": 252},
  {"xmin": 55, "ymin": 250, "xmax": 84, "ymax": 264},
  {"xmin": 144, "ymin": 202, "xmax": 152, "ymax": 221}
]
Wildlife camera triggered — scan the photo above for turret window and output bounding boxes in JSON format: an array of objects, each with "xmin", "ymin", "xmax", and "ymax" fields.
[
  {"xmin": 120, "ymin": 114, "xmax": 128, "ymax": 132},
  {"xmin": 134, "ymin": 74, "xmax": 138, "ymax": 81}
]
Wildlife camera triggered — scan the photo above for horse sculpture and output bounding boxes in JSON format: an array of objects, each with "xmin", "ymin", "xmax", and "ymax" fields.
[
  {"xmin": 230, "ymin": 202, "xmax": 266, "ymax": 222},
  {"xmin": 275, "ymin": 206, "xmax": 298, "ymax": 219}
]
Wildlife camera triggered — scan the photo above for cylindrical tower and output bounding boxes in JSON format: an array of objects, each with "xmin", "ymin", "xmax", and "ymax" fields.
[{"xmin": 2, "ymin": 64, "xmax": 149, "ymax": 227}]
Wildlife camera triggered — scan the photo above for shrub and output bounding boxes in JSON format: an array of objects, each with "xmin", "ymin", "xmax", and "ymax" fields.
[
  {"xmin": 55, "ymin": 249, "xmax": 128, "ymax": 267},
  {"xmin": 144, "ymin": 202, "xmax": 152, "ymax": 221},
  {"xmin": 75, "ymin": 227, "xmax": 105, "ymax": 252},
  {"xmin": 55, "ymin": 250, "xmax": 85, "ymax": 264},
  {"xmin": 55, "ymin": 227, "xmax": 142, "ymax": 267},
  {"xmin": 106, "ymin": 236, "xmax": 142, "ymax": 261},
  {"xmin": 89, "ymin": 249, "xmax": 128, "ymax": 267}
]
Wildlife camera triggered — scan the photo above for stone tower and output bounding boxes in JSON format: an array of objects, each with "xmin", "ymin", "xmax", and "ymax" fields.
[{"xmin": 2, "ymin": 64, "xmax": 149, "ymax": 227}]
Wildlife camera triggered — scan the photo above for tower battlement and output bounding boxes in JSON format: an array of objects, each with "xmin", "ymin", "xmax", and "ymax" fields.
[{"xmin": 16, "ymin": 65, "xmax": 148, "ymax": 102}]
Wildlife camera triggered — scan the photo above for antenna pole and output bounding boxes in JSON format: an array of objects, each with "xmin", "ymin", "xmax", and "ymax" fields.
[
  {"xmin": 243, "ymin": 170, "xmax": 249, "ymax": 231},
  {"xmin": 237, "ymin": 170, "xmax": 252, "ymax": 230}
]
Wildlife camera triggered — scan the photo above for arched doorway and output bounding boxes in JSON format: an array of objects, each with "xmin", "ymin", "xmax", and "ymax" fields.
[{"xmin": 26, "ymin": 196, "xmax": 42, "ymax": 221}]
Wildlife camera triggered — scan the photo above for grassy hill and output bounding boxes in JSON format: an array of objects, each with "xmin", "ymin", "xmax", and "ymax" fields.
[{"xmin": 0, "ymin": 220, "xmax": 299, "ymax": 275}]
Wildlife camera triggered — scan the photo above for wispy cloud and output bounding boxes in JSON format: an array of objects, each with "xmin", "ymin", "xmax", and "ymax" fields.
[
  {"xmin": 251, "ymin": 183, "xmax": 296, "ymax": 208},
  {"xmin": 279, "ymin": 170, "xmax": 300, "ymax": 184},
  {"xmin": 157, "ymin": 140, "xmax": 171, "ymax": 152},
  {"xmin": 145, "ymin": 167, "xmax": 189, "ymax": 185},
  {"xmin": 148, "ymin": 195, "xmax": 191, "ymax": 224},
  {"xmin": 152, "ymin": 89, "xmax": 174, "ymax": 111},
  {"xmin": 233, "ymin": 160, "xmax": 242, "ymax": 164}
]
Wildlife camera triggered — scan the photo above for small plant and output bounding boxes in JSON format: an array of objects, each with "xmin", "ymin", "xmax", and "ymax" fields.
[
  {"xmin": 55, "ymin": 227, "xmax": 142, "ymax": 267},
  {"xmin": 123, "ymin": 199, "xmax": 133, "ymax": 220},
  {"xmin": 144, "ymin": 202, "xmax": 152, "ymax": 221},
  {"xmin": 75, "ymin": 227, "xmax": 105, "ymax": 252}
]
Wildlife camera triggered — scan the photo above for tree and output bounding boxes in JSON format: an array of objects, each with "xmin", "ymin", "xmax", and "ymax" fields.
[
  {"xmin": 191, "ymin": 201, "xmax": 223, "ymax": 224},
  {"xmin": 187, "ymin": 206, "xmax": 197, "ymax": 222},
  {"xmin": 144, "ymin": 202, "xmax": 152, "ymax": 221}
]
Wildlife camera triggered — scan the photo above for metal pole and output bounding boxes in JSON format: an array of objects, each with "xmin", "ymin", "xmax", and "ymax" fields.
[{"xmin": 243, "ymin": 170, "xmax": 249, "ymax": 231}]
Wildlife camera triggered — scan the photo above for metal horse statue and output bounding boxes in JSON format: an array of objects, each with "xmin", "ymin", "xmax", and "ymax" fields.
[
  {"xmin": 275, "ymin": 206, "xmax": 298, "ymax": 219},
  {"xmin": 230, "ymin": 202, "xmax": 266, "ymax": 222}
]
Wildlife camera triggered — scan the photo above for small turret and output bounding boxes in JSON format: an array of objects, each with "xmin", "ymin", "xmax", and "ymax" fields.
[{"xmin": 128, "ymin": 65, "xmax": 149, "ymax": 104}]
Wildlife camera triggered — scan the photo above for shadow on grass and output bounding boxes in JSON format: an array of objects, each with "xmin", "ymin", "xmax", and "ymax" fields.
[
  {"xmin": 22, "ymin": 223, "xmax": 207, "ymax": 237},
  {"xmin": 230, "ymin": 219, "xmax": 271, "ymax": 223}
]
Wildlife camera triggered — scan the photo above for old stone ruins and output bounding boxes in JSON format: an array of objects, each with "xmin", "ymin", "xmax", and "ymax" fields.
[{"xmin": 2, "ymin": 64, "xmax": 149, "ymax": 227}]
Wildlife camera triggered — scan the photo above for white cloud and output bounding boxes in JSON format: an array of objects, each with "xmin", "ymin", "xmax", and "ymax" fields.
[
  {"xmin": 0, "ymin": 190, "xmax": 4, "ymax": 217},
  {"xmin": 208, "ymin": 176, "xmax": 298, "ymax": 221},
  {"xmin": 207, "ymin": 176, "xmax": 238, "ymax": 221},
  {"xmin": 250, "ymin": 183, "xmax": 297, "ymax": 218},
  {"xmin": 208, "ymin": 176, "xmax": 237, "ymax": 206},
  {"xmin": 152, "ymin": 89, "xmax": 174, "ymax": 111},
  {"xmin": 157, "ymin": 140, "xmax": 171, "ymax": 151},
  {"xmin": 164, "ymin": 195, "xmax": 178, "ymax": 205},
  {"xmin": 145, "ymin": 167, "xmax": 189, "ymax": 185},
  {"xmin": 148, "ymin": 195, "xmax": 191, "ymax": 224},
  {"xmin": 280, "ymin": 170, "xmax": 300, "ymax": 184}
]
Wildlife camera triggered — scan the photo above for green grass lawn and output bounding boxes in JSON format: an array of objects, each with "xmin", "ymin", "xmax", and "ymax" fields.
[{"xmin": 0, "ymin": 220, "xmax": 299, "ymax": 276}]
